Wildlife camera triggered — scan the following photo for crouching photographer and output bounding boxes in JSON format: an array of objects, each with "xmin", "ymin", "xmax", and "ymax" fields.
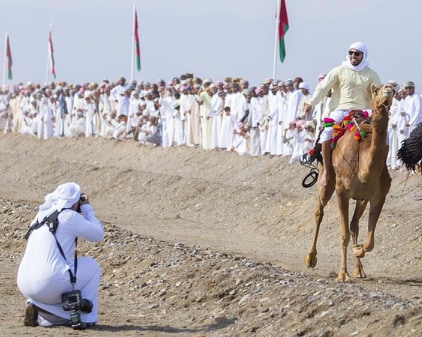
[{"xmin": 17, "ymin": 182, "xmax": 104, "ymax": 329}]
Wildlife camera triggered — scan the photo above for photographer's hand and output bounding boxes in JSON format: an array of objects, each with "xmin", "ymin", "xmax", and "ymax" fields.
[{"xmin": 79, "ymin": 193, "xmax": 90, "ymax": 206}]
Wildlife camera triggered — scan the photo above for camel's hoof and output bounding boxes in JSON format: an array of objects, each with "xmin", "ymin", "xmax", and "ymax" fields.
[
  {"xmin": 304, "ymin": 254, "xmax": 317, "ymax": 268},
  {"xmin": 335, "ymin": 272, "xmax": 351, "ymax": 283},
  {"xmin": 353, "ymin": 258, "xmax": 367, "ymax": 278},
  {"xmin": 354, "ymin": 271, "xmax": 367, "ymax": 279},
  {"xmin": 352, "ymin": 244, "xmax": 366, "ymax": 258}
]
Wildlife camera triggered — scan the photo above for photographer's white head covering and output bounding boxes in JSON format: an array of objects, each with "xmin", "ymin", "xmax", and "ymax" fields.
[
  {"xmin": 38, "ymin": 182, "xmax": 81, "ymax": 214},
  {"xmin": 342, "ymin": 41, "xmax": 369, "ymax": 72}
]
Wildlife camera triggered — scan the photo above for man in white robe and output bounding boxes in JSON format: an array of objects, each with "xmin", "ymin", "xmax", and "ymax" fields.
[
  {"xmin": 28, "ymin": 100, "xmax": 39, "ymax": 136},
  {"xmin": 283, "ymin": 79, "xmax": 302, "ymax": 155},
  {"xmin": 109, "ymin": 77, "xmax": 127, "ymax": 114},
  {"xmin": 20, "ymin": 110, "xmax": 34, "ymax": 135},
  {"xmin": 227, "ymin": 83, "xmax": 244, "ymax": 152},
  {"xmin": 0, "ymin": 86, "xmax": 12, "ymax": 133},
  {"xmin": 82, "ymin": 92, "xmax": 97, "ymax": 137},
  {"xmin": 17, "ymin": 182, "xmax": 103, "ymax": 329},
  {"xmin": 209, "ymin": 89, "xmax": 224, "ymax": 150},
  {"xmin": 249, "ymin": 88, "xmax": 263, "ymax": 156},
  {"xmin": 276, "ymin": 82, "xmax": 288, "ymax": 156},
  {"xmin": 38, "ymin": 96, "xmax": 54, "ymax": 140},
  {"xmin": 185, "ymin": 86, "xmax": 200, "ymax": 147},
  {"xmin": 267, "ymin": 83, "xmax": 279, "ymax": 157},
  {"xmin": 197, "ymin": 83, "xmax": 213, "ymax": 150},
  {"xmin": 159, "ymin": 87, "xmax": 177, "ymax": 147},
  {"xmin": 387, "ymin": 83, "xmax": 401, "ymax": 169},
  {"xmin": 258, "ymin": 85, "xmax": 270, "ymax": 155},
  {"xmin": 127, "ymin": 91, "xmax": 140, "ymax": 135},
  {"xmin": 402, "ymin": 81, "xmax": 422, "ymax": 133},
  {"xmin": 63, "ymin": 89, "xmax": 74, "ymax": 138}
]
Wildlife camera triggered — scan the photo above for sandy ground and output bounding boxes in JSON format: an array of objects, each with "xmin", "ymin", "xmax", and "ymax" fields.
[{"xmin": 0, "ymin": 133, "xmax": 421, "ymax": 337}]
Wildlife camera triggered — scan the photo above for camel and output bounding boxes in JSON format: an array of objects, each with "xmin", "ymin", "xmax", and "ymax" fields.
[{"xmin": 305, "ymin": 84, "xmax": 394, "ymax": 282}]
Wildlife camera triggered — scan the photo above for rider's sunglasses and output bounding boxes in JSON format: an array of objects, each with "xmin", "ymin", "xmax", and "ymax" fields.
[{"xmin": 348, "ymin": 50, "xmax": 362, "ymax": 57}]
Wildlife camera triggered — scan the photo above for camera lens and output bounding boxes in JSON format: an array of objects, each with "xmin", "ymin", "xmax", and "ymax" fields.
[{"xmin": 80, "ymin": 299, "xmax": 93, "ymax": 313}]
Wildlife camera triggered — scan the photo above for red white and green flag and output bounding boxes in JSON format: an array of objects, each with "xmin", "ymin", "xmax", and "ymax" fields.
[
  {"xmin": 134, "ymin": 7, "xmax": 141, "ymax": 71},
  {"xmin": 278, "ymin": 0, "xmax": 289, "ymax": 62},
  {"xmin": 6, "ymin": 34, "xmax": 12, "ymax": 80},
  {"xmin": 48, "ymin": 29, "xmax": 56, "ymax": 79}
]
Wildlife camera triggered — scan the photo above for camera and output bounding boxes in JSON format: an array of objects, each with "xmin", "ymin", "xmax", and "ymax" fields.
[
  {"xmin": 79, "ymin": 193, "xmax": 87, "ymax": 203},
  {"xmin": 62, "ymin": 289, "xmax": 93, "ymax": 330},
  {"xmin": 76, "ymin": 193, "xmax": 87, "ymax": 213}
]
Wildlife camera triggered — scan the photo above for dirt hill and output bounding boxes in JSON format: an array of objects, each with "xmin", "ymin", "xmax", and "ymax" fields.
[{"xmin": 0, "ymin": 134, "xmax": 421, "ymax": 336}]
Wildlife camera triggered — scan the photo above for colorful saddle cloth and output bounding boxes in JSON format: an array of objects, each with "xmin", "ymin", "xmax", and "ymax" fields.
[{"xmin": 323, "ymin": 110, "xmax": 371, "ymax": 148}]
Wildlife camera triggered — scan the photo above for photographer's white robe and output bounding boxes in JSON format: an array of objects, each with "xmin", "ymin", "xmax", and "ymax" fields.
[{"xmin": 17, "ymin": 183, "xmax": 103, "ymax": 325}]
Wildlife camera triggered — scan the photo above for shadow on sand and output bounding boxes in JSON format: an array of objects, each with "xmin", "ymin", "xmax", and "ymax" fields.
[{"xmin": 89, "ymin": 317, "xmax": 237, "ymax": 334}]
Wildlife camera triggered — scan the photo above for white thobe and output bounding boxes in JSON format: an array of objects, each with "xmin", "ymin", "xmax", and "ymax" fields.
[
  {"xmin": 249, "ymin": 96, "xmax": 262, "ymax": 156},
  {"xmin": 17, "ymin": 205, "xmax": 103, "ymax": 325},
  {"xmin": 267, "ymin": 91, "xmax": 279, "ymax": 155},
  {"xmin": 83, "ymin": 100, "xmax": 96, "ymax": 137},
  {"xmin": 198, "ymin": 91, "xmax": 212, "ymax": 150},
  {"xmin": 209, "ymin": 95, "xmax": 223, "ymax": 149},
  {"xmin": 276, "ymin": 92, "xmax": 287, "ymax": 155},
  {"xmin": 259, "ymin": 95, "xmax": 269, "ymax": 154},
  {"xmin": 404, "ymin": 93, "xmax": 422, "ymax": 133},
  {"xmin": 387, "ymin": 97, "xmax": 401, "ymax": 168}
]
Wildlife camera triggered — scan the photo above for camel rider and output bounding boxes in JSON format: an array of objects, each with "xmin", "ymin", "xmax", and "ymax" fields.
[{"xmin": 305, "ymin": 41, "xmax": 381, "ymax": 186}]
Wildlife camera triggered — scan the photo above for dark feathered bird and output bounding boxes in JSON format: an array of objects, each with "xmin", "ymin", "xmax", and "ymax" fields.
[{"xmin": 397, "ymin": 122, "xmax": 422, "ymax": 173}]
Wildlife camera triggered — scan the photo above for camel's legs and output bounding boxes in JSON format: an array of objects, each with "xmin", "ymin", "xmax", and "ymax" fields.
[
  {"xmin": 350, "ymin": 199, "xmax": 369, "ymax": 278},
  {"xmin": 304, "ymin": 199, "xmax": 324, "ymax": 268},
  {"xmin": 319, "ymin": 141, "xmax": 333, "ymax": 186},
  {"xmin": 335, "ymin": 190, "xmax": 351, "ymax": 282},
  {"xmin": 304, "ymin": 166, "xmax": 335, "ymax": 269},
  {"xmin": 352, "ymin": 197, "xmax": 386, "ymax": 259}
]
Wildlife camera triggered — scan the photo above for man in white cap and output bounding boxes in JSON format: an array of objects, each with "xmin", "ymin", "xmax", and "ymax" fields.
[
  {"xmin": 159, "ymin": 86, "xmax": 177, "ymax": 147},
  {"xmin": 249, "ymin": 87, "xmax": 264, "ymax": 156},
  {"xmin": 267, "ymin": 82, "xmax": 280, "ymax": 157},
  {"xmin": 402, "ymin": 81, "xmax": 422, "ymax": 133},
  {"xmin": 386, "ymin": 81, "xmax": 402, "ymax": 169},
  {"xmin": 297, "ymin": 82, "xmax": 312, "ymax": 121},
  {"xmin": 305, "ymin": 41, "xmax": 381, "ymax": 186},
  {"xmin": 281, "ymin": 79, "xmax": 302, "ymax": 156},
  {"xmin": 82, "ymin": 91, "xmax": 97, "ymax": 137}
]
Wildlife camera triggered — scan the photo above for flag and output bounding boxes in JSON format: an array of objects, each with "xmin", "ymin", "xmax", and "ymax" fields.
[
  {"xmin": 6, "ymin": 34, "xmax": 12, "ymax": 80},
  {"xmin": 278, "ymin": 0, "xmax": 289, "ymax": 63},
  {"xmin": 48, "ymin": 29, "xmax": 56, "ymax": 78},
  {"xmin": 134, "ymin": 8, "xmax": 141, "ymax": 71}
]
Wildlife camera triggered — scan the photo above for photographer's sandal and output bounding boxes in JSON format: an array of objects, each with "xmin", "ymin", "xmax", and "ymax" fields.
[{"xmin": 24, "ymin": 302, "xmax": 38, "ymax": 327}]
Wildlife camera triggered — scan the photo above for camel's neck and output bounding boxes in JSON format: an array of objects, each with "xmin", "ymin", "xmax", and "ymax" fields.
[
  {"xmin": 370, "ymin": 107, "xmax": 389, "ymax": 145},
  {"xmin": 364, "ymin": 106, "xmax": 389, "ymax": 178}
]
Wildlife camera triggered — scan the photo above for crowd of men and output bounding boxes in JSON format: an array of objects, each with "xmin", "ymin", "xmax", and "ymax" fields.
[{"xmin": 0, "ymin": 74, "xmax": 420, "ymax": 169}]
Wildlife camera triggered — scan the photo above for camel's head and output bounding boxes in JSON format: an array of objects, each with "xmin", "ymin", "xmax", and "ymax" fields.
[{"xmin": 371, "ymin": 84, "xmax": 394, "ymax": 109}]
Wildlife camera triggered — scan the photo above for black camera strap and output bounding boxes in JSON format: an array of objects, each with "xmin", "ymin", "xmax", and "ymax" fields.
[
  {"xmin": 53, "ymin": 229, "xmax": 78, "ymax": 285},
  {"xmin": 24, "ymin": 209, "xmax": 61, "ymax": 240},
  {"xmin": 24, "ymin": 208, "xmax": 78, "ymax": 286}
]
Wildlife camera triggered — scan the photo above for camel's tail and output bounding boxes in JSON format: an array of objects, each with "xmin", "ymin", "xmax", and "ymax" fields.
[{"xmin": 398, "ymin": 122, "xmax": 422, "ymax": 173}]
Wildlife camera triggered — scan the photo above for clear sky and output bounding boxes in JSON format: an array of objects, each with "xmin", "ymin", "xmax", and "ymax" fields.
[{"xmin": 0, "ymin": 0, "xmax": 421, "ymax": 90}]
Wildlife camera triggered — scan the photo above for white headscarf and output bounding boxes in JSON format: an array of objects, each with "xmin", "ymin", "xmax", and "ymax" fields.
[
  {"xmin": 38, "ymin": 182, "xmax": 81, "ymax": 214},
  {"xmin": 342, "ymin": 41, "xmax": 369, "ymax": 72}
]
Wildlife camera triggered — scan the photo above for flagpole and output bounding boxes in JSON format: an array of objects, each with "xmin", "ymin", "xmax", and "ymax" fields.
[
  {"xmin": 3, "ymin": 33, "xmax": 7, "ymax": 86},
  {"xmin": 45, "ymin": 23, "xmax": 52, "ymax": 83},
  {"xmin": 272, "ymin": 0, "xmax": 280, "ymax": 79},
  {"xmin": 131, "ymin": 4, "xmax": 136, "ymax": 82}
]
